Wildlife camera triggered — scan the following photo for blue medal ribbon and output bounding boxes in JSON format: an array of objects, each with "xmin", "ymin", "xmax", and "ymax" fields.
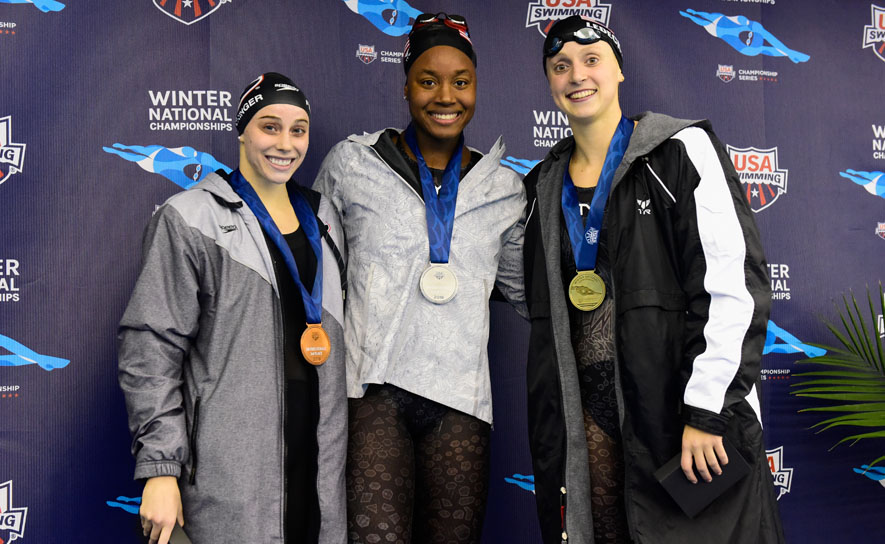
[
  {"xmin": 403, "ymin": 123, "xmax": 464, "ymax": 264},
  {"xmin": 562, "ymin": 115, "xmax": 634, "ymax": 271},
  {"xmin": 229, "ymin": 169, "xmax": 324, "ymax": 325}
]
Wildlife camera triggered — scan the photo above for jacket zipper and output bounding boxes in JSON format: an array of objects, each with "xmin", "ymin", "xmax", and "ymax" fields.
[
  {"xmin": 273, "ymin": 256, "xmax": 288, "ymax": 542},
  {"xmin": 560, "ymin": 486, "xmax": 568, "ymax": 543},
  {"xmin": 237, "ymin": 200, "xmax": 289, "ymax": 539},
  {"xmin": 188, "ymin": 396, "xmax": 202, "ymax": 485}
]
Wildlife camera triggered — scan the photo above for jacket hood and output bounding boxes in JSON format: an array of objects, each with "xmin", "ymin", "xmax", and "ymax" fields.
[
  {"xmin": 192, "ymin": 170, "xmax": 243, "ymax": 206},
  {"xmin": 539, "ymin": 112, "xmax": 707, "ymax": 186}
]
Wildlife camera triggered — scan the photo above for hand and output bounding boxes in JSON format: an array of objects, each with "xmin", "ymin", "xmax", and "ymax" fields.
[
  {"xmin": 140, "ymin": 476, "xmax": 184, "ymax": 544},
  {"xmin": 680, "ymin": 425, "xmax": 728, "ymax": 484}
]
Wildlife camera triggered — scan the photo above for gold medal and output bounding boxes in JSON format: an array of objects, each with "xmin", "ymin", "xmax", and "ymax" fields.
[
  {"xmin": 568, "ymin": 270, "xmax": 605, "ymax": 311},
  {"xmin": 300, "ymin": 323, "xmax": 330, "ymax": 365}
]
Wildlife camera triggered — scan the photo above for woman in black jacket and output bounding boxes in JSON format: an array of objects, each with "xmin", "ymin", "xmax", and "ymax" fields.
[{"xmin": 522, "ymin": 16, "xmax": 784, "ymax": 544}]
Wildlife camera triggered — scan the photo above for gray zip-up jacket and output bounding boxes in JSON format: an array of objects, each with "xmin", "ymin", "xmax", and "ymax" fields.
[
  {"xmin": 314, "ymin": 129, "xmax": 526, "ymax": 423},
  {"xmin": 118, "ymin": 172, "xmax": 347, "ymax": 543}
]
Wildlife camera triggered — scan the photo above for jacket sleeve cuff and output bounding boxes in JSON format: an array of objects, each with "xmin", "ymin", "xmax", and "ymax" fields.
[
  {"xmin": 134, "ymin": 460, "xmax": 182, "ymax": 480},
  {"xmin": 682, "ymin": 405, "xmax": 730, "ymax": 436}
]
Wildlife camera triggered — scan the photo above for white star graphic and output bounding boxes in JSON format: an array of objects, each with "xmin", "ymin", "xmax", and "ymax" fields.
[
  {"xmin": 751, "ymin": 187, "xmax": 759, "ymax": 197},
  {"xmin": 183, "ymin": 0, "xmax": 193, "ymax": 7}
]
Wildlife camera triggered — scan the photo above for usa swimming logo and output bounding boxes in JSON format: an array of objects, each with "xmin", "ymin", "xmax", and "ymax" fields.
[
  {"xmin": 864, "ymin": 5, "xmax": 885, "ymax": 63},
  {"xmin": 716, "ymin": 64, "xmax": 734, "ymax": 82},
  {"xmin": 680, "ymin": 9, "xmax": 810, "ymax": 63},
  {"xmin": 153, "ymin": 0, "xmax": 229, "ymax": 25},
  {"xmin": 0, "ymin": 116, "xmax": 26, "ymax": 187},
  {"xmin": 357, "ymin": 44, "xmax": 378, "ymax": 64},
  {"xmin": 0, "ymin": 480, "xmax": 28, "ymax": 542},
  {"xmin": 526, "ymin": 0, "xmax": 612, "ymax": 36},
  {"xmin": 728, "ymin": 146, "xmax": 788, "ymax": 212},
  {"xmin": 766, "ymin": 447, "xmax": 793, "ymax": 500}
]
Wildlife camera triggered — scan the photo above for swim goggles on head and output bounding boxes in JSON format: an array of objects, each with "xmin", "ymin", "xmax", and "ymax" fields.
[
  {"xmin": 545, "ymin": 26, "xmax": 607, "ymax": 57},
  {"xmin": 414, "ymin": 12, "xmax": 469, "ymax": 34}
]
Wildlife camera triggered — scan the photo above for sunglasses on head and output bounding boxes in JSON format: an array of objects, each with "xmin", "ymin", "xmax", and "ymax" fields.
[
  {"xmin": 414, "ymin": 12, "xmax": 469, "ymax": 33},
  {"xmin": 545, "ymin": 26, "xmax": 605, "ymax": 57}
]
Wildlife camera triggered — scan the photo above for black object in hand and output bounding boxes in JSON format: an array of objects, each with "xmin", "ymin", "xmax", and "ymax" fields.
[{"xmin": 653, "ymin": 435, "xmax": 751, "ymax": 518}]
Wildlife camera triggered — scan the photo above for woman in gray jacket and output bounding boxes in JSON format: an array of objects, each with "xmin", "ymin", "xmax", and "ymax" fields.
[
  {"xmin": 119, "ymin": 73, "xmax": 347, "ymax": 544},
  {"xmin": 314, "ymin": 13, "xmax": 525, "ymax": 544}
]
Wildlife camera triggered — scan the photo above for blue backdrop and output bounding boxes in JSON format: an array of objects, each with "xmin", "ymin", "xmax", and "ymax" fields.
[{"xmin": 2, "ymin": 0, "xmax": 884, "ymax": 542}]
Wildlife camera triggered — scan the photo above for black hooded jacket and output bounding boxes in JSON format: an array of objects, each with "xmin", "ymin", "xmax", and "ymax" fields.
[{"xmin": 522, "ymin": 112, "xmax": 784, "ymax": 544}]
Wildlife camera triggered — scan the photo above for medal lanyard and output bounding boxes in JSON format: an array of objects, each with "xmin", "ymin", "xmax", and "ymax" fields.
[
  {"xmin": 562, "ymin": 116, "xmax": 634, "ymax": 272},
  {"xmin": 403, "ymin": 123, "xmax": 464, "ymax": 264},
  {"xmin": 229, "ymin": 169, "xmax": 324, "ymax": 325}
]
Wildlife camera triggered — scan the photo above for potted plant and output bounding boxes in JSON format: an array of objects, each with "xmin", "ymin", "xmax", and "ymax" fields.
[{"xmin": 791, "ymin": 284, "xmax": 885, "ymax": 480}]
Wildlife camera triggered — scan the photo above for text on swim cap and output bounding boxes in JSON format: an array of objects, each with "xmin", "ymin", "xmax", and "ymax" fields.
[{"xmin": 237, "ymin": 94, "xmax": 263, "ymax": 123}]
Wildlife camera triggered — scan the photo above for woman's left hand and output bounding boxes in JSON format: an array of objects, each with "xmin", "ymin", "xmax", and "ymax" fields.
[{"xmin": 680, "ymin": 425, "xmax": 728, "ymax": 483}]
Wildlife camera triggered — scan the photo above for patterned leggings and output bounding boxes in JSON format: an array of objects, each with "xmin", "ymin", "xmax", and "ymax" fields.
[
  {"xmin": 571, "ymin": 298, "xmax": 632, "ymax": 544},
  {"xmin": 346, "ymin": 384, "xmax": 491, "ymax": 544}
]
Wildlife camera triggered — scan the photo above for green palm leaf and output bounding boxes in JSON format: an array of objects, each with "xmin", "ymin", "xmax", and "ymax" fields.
[
  {"xmin": 791, "ymin": 285, "xmax": 885, "ymax": 466},
  {"xmin": 800, "ymin": 403, "xmax": 885, "ymax": 413}
]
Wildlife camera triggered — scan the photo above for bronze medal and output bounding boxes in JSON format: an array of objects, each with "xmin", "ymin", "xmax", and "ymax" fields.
[
  {"xmin": 300, "ymin": 323, "xmax": 330, "ymax": 365},
  {"xmin": 568, "ymin": 270, "xmax": 605, "ymax": 311}
]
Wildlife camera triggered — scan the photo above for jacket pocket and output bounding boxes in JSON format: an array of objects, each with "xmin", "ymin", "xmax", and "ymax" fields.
[
  {"xmin": 188, "ymin": 396, "xmax": 202, "ymax": 485},
  {"xmin": 617, "ymin": 289, "xmax": 686, "ymax": 314}
]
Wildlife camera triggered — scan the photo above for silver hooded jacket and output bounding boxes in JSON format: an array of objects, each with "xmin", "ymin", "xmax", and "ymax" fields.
[{"xmin": 314, "ymin": 129, "xmax": 526, "ymax": 423}]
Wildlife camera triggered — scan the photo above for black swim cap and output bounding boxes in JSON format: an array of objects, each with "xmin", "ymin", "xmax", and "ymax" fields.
[
  {"xmin": 235, "ymin": 72, "xmax": 310, "ymax": 134},
  {"xmin": 543, "ymin": 17, "xmax": 622, "ymax": 72},
  {"xmin": 403, "ymin": 13, "xmax": 477, "ymax": 76}
]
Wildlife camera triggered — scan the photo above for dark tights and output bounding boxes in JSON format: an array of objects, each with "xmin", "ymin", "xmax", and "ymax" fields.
[{"xmin": 346, "ymin": 384, "xmax": 491, "ymax": 544}]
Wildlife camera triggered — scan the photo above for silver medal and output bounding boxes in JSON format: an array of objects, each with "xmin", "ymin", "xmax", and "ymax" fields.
[{"xmin": 419, "ymin": 263, "xmax": 458, "ymax": 304}]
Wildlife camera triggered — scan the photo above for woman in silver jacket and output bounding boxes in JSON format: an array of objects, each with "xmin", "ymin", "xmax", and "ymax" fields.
[
  {"xmin": 119, "ymin": 73, "xmax": 347, "ymax": 544},
  {"xmin": 314, "ymin": 13, "xmax": 525, "ymax": 544}
]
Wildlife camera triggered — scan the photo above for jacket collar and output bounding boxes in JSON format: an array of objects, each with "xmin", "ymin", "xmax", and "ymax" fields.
[
  {"xmin": 194, "ymin": 170, "xmax": 321, "ymax": 215},
  {"xmin": 346, "ymin": 128, "xmax": 507, "ymax": 181},
  {"xmin": 192, "ymin": 170, "xmax": 243, "ymax": 208},
  {"xmin": 536, "ymin": 112, "xmax": 706, "ymax": 193}
]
